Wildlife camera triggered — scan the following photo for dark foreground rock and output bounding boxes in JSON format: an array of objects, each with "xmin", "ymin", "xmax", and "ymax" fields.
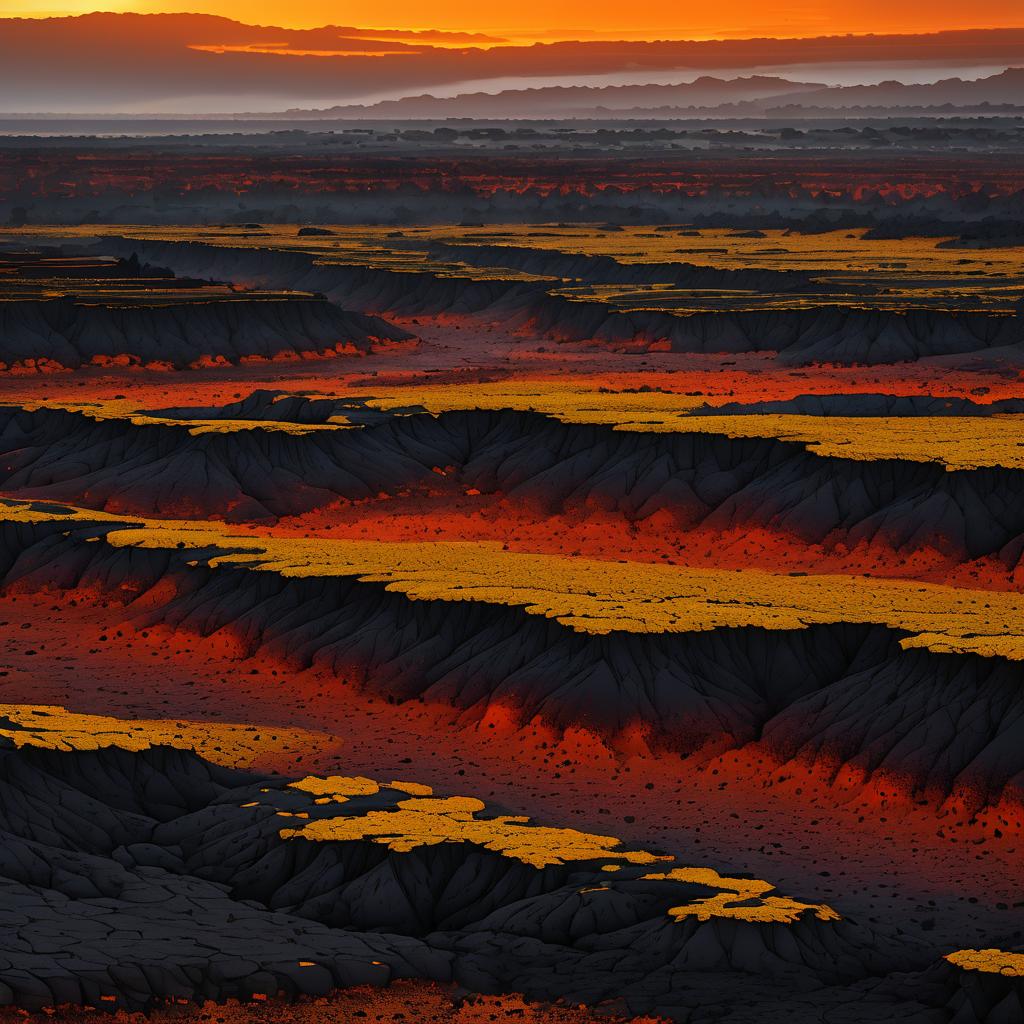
[
  {"xmin": 0, "ymin": 725, "xmax": 986, "ymax": 1021},
  {"xmin": 0, "ymin": 296, "xmax": 411, "ymax": 369}
]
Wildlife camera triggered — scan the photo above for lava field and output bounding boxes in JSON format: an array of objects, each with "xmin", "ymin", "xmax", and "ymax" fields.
[{"xmin": 0, "ymin": 182, "xmax": 1023, "ymax": 1024}]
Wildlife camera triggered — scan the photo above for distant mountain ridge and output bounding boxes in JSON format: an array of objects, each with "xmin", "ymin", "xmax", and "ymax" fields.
[
  {"xmin": 287, "ymin": 76, "xmax": 829, "ymax": 117},
  {"xmin": 281, "ymin": 67, "xmax": 1024, "ymax": 119}
]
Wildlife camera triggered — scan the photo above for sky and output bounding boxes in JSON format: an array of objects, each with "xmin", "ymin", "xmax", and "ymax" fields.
[
  {"xmin": 1, "ymin": 3, "xmax": 1022, "ymax": 113},
  {"xmin": 3, "ymin": 0, "xmax": 1024, "ymax": 38}
]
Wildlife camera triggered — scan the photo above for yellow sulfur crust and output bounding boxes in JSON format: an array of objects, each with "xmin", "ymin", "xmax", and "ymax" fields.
[
  {"xmin": 4, "ymin": 499, "xmax": 1024, "ymax": 659},
  {"xmin": 945, "ymin": 949, "xmax": 1024, "ymax": 977},
  {"xmin": 643, "ymin": 867, "xmax": 839, "ymax": 923}
]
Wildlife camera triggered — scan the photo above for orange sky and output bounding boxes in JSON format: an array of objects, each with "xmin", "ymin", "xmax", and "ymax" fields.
[{"xmin": 3, "ymin": 0, "xmax": 1024, "ymax": 37}]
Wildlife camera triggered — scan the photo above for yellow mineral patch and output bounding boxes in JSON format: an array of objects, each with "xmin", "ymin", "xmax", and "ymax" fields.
[
  {"xmin": 8, "ymin": 378, "xmax": 1022, "ymax": 469},
  {"xmin": 644, "ymin": 867, "xmax": 840, "ymax": 924},
  {"xmin": 623, "ymin": 413, "xmax": 1024, "ymax": 471},
  {"xmin": 356, "ymin": 380, "xmax": 707, "ymax": 428},
  {"xmin": 97, "ymin": 521, "xmax": 1024, "ymax": 660},
  {"xmin": 0, "ymin": 224, "xmax": 552, "ymax": 285},
  {"xmin": 351, "ymin": 387, "xmax": 1024, "ymax": 470},
  {"xmin": 277, "ymin": 774, "xmax": 838, "ymax": 922},
  {"xmin": 945, "ymin": 949, "xmax": 1024, "ymax": 977},
  {"xmin": 0, "ymin": 697, "xmax": 844, "ymax": 930},
  {"xmin": 279, "ymin": 792, "xmax": 669, "ymax": 869},
  {"xmin": 0, "ymin": 499, "xmax": 141, "ymax": 526},
  {"xmin": 289, "ymin": 775, "xmax": 381, "ymax": 799},
  {"xmin": 4, "ymin": 499, "xmax": 1024, "ymax": 659},
  {"xmin": 0, "ymin": 703, "xmax": 338, "ymax": 771},
  {"xmin": 398, "ymin": 795, "xmax": 487, "ymax": 813},
  {"xmin": 17, "ymin": 398, "xmax": 348, "ymax": 436},
  {"xmin": 366, "ymin": 224, "xmax": 1022, "ymax": 281},
  {"xmin": 151, "ymin": 418, "xmax": 348, "ymax": 436},
  {"xmin": 12, "ymin": 224, "xmax": 1020, "ymax": 297},
  {"xmin": 389, "ymin": 780, "xmax": 434, "ymax": 796}
]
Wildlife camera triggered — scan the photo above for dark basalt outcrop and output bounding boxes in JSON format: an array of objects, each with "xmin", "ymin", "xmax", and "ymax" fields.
[
  {"xmin": 0, "ymin": 742, "xmax": 446, "ymax": 1011},
  {"xmin": 3, "ymin": 516, "xmax": 1024, "ymax": 808},
  {"xmin": 421, "ymin": 241, "xmax": 823, "ymax": 292},
  {"xmin": 523, "ymin": 298, "xmax": 1022, "ymax": 364},
  {"xmin": 0, "ymin": 295, "xmax": 411, "ymax": 369},
  {"xmin": 149, "ymin": 388, "xmax": 1024, "ymax": 423},
  {"xmin": 89, "ymin": 239, "xmax": 1024, "ymax": 365},
  {"xmin": 927, "ymin": 959, "xmax": 1024, "ymax": 1023},
  {"xmin": 149, "ymin": 390, "xmax": 408, "ymax": 427},
  {"xmin": 0, "ymin": 735, "xmax": 932, "ymax": 1019},
  {"xmin": 1, "ymin": 404, "xmax": 1022, "ymax": 560},
  {"xmin": 5, "ymin": 733, "xmax": 1023, "ymax": 1021}
]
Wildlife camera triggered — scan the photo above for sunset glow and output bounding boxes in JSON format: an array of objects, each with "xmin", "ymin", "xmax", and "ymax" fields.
[{"xmin": 3, "ymin": 0, "xmax": 1023, "ymax": 37}]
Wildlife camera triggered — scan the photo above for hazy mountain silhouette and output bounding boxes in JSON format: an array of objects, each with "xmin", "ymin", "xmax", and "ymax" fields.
[
  {"xmin": 282, "ymin": 66, "xmax": 1024, "ymax": 118},
  {"xmin": 2, "ymin": 14, "xmax": 1023, "ymax": 113}
]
